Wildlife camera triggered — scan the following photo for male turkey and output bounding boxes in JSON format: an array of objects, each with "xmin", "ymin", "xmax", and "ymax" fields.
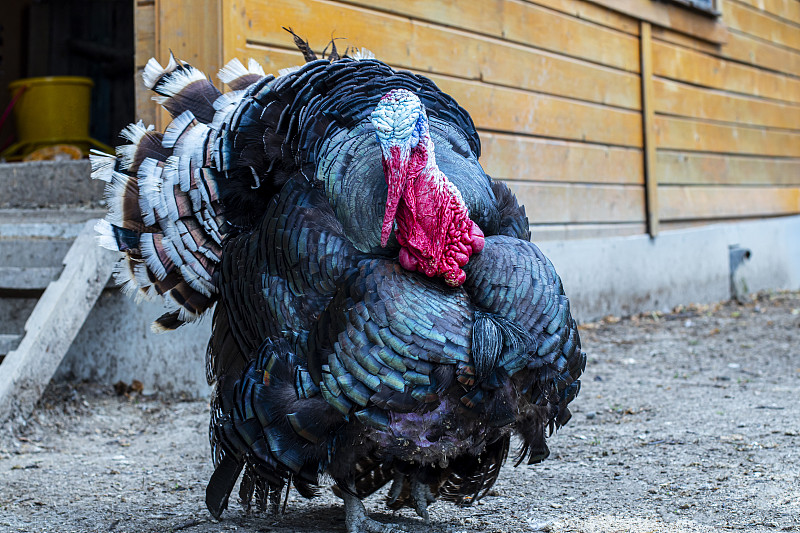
[{"xmin": 92, "ymin": 33, "xmax": 585, "ymax": 533}]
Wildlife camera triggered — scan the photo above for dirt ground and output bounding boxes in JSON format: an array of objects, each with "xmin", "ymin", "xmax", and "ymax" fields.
[{"xmin": 1, "ymin": 291, "xmax": 799, "ymax": 533}]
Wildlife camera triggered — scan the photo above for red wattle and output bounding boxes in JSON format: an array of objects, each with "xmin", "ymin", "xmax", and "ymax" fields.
[{"xmin": 383, "ymin": 135, "xmax": 484, "ymax": 287}]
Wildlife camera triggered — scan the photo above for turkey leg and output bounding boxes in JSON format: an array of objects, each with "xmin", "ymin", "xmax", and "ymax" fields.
[{"xmin": 342, "ymin": 492, "xmax": 408, "ymax": 533}]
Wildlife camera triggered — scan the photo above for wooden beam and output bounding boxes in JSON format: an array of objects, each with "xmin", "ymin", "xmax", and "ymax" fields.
[
  {"xmin": 221, "ymin": 0, "xmax": 248, "ymax": 75},
  {"xmin": 653, "ymin": 41, "xmax": 800, "ymax": 105},
  {"xmin": 584, "ymin": 0, "xmax": 728, "ymax": 44},
  {"xmin": 246, "ymin": 0, "xmax": 642, "ymax": 72},
  {"xmin": 479, "ymin": 133, "xmax": 644, "ymax": 185},
  {"xmin": 657, "ymin": 151, "xmax": 800, "ymax": 186},
  {"xmin": 659, "ymin": 185, "xmax": 800, "ymax": 220},
  {"xmin": 505, "ymin": 182, "xmax": 646, "ymax": 224},
  {"xmin": 653, "ymin": 78, "xmax": 800, "ymax": 130},
  {"xmin": 154, "ymin": 0, "xmax": 224, "ymax": 129},
  {"xmin": 655, "ymin": 116, "xmax": 800, "ymax": 157},
  {"xmin": 641, "ymin": 21, "xmax": 659, "ymax": 237},
  {"xmin": 722, "ymin": 0, "xmax": 800, "ymax": 52}
]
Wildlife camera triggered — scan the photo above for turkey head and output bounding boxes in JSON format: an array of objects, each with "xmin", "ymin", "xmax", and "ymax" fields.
[{"xmin": 371, "ymin": 89, "xmax": 485, "ymax": 287}]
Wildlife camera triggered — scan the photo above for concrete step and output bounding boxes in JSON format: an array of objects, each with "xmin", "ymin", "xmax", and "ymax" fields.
[
  {"xmin": 0, "ymin": 266, "xmax": 64, "ymax": 291},
  {"xmin": 0, "ymin": 334, "xmax": 22, "ymax": 361},
  {"xmin": 0, "ymin": 208, "xmax": 105, "ymax": 291},
  {"xmin": 0, "ymin": 219, "xmax": 117, "ymax": 422},
  {"xmin": 0, "ymin": 160, "xmax": 104, "ymax": 209}
]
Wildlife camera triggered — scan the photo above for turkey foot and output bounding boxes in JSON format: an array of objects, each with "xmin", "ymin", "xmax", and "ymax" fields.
[
  {"xmin": 409, "ymin": 478, "xmax": 435, "ymax": 523},
  {"xmin": 343, "ymin": 492, "xmax": 408, "ymax": 533}
]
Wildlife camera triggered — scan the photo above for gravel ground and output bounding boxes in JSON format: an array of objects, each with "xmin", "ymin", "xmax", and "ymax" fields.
[{"xmin": 1, "ymin": 291, "xmax": 799, "ymax": 533}]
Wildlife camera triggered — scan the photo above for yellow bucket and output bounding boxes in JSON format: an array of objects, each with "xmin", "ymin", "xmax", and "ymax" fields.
[{"xmin": 2, "ymin": 76, "xmax": 112, "ymax": 159}]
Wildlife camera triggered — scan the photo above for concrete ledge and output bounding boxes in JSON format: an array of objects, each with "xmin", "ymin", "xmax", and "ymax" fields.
[
  {"xmin": 57, "ymin": 289, "xmax": 211, "ymax": 398},
  {"xmin": 56, "ymin": 215, "xmax": 800, "ymax": 398},
  {"xmin": 539, "ymin": 215, "xmax": 800, "ymax": 322},
  {"xmin": 0, "ymin": 161, "xmax": 104, "ymax": 208}
]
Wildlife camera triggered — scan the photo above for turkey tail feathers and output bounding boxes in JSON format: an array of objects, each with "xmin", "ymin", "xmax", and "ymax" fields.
[
  {"xmin": 144, "ymin": 53, "xmax": 221, "ymax": 124},
  {"xmin": 93, "ymin": 56, "xmax": 240, "ymax": 329},
  {"xmin": 206, "ymin": 453, "xmax": 244, "ymax": 519},
  {"xmin": 218, "ymin": 58, "xmax": 266, "ymax": 91}
]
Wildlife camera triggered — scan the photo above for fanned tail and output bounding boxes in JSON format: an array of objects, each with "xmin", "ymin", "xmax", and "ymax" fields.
[{"xmin": 93, "ymin": 55, "xmax": 271, "ymax": 329}]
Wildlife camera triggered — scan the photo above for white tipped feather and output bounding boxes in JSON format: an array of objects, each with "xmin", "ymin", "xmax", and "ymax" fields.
[
  {"xmin": 217, "ymin": 58, "xmax": 247, "ymax": 84},
  {"xmin": 217, "ymin": 58, "xmax": 267, "ymax": 85},
  {"xmin": 176, "ymin": 306, "xmax": 201, "ymax": 323},
  {"xmin": 103, "ymin": 171, "xmax": 134, "ymax": 226},
  {"xmin": 140, "ymin": 233, "xmax": 169, "ymax": 281},
  {"xmin": 210, "ymin": 90, "xmax": 244, "ymax": 131},
  {"xmin": 163, "ymin": 110, "xmax": 196, "ymax": 148},
  {"xmin": 157, "ymin": 66, "xmax": 208, "ymax": 97},
  {"xmin": 89, "ymin": 150, "xmax": 116, "ymax": 182},
  {"xmin": 278, "ymin": 65, "xmax": 301, "ymax": 77},
  {"xmin": 350, "ymin": 47, "xmax": 375, "ymax": 60},
  {"xmin": 94, "ymin": 219, "xmax": 120, "ymax": 251},
  {"xmin": 112, "ymin": 259, "xmax": 141, "ymax": 297},
  {"xmin": 247, "ymin": 58, "xmax": 266, "ymax": 75},
  {"xmin": 120, "ymin": 120, "xmax": 153, "ymax": 144},
  {"xmin": 115, "ymin": 144, "xmax": 136, "ymax": 171},
  {"xmin": 116, "ymin": 121, "xmax": 155, "ymax": 170},
  {"xmin": 142, "ymin": 53, "xmax": 179, "ymax": 89},
  {"xmin": 137, "ymin": 158, "xmax": 163, "ymax": 226}
]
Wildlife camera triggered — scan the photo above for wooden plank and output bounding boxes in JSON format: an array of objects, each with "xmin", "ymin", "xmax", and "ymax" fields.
[
  {"xmin": 134, "ymin": 69, "xmax": 157, "ymax": 128},
  {"xmin": 221, "ymin": 0, "xmax": 248, "ymax": 69},
  {"xmin": 244, "ymin": 4, "xmax": 643, "ymax": 108},
  {"xmin": 655, "ymin": 116, "xmax": 800, "ymax": 157},
  {"xmin": 653, "ymin": 26, "xmax": 800, "ymax": 79},
  {"xmin": 657, "ymin": 151, "xmax": 800, "ymax": 186},
  {"xmin": 156, "ymin": 0, "xmax": 222, "ymax": 74},
  {"xmin": 722, "ymin": 30, "xmax": 800, "ymax": 78},
  {"xmin": 518, "ymin": 0, "xmax": 640, "ymax": 35},
  {"xmin": 242, "ymin": 43, "xmax": 308, "ymax": 74},
  {"xmin": 654, "ymin": 78, "xmax": 800, "ymax": 130},
  {"xmin": 340, "ymin": 0, "xmax": 640, "ymax": 39},
  {"xmin": 154, "ymin": 0, "xmax": 223, "ymax": 129},
  {"xmin": 223, "ymin": 46, "xmax": 645, "ymax": 150},
  {"xmin": 584, "ymin": 0, "xmax": 729, "ymax": 44},
  {"xmin": 0, "ymin": 221, "xmax": 117, "ymax": 423},
  {"xmin": 479, "ymin": 132, "xmax": 643, "ymax": 184},
  {"xmin": 531, "ymin": 222, "xmax": 646, "ymax": 240},
  {"xmin": 247, "ymin": 0, "xmax": 641, "ymax": 72},
  {"xmin": 659, "ymin": 185, "xmax": 800, "ymax": 220},
  {"xmin": 506, "ymin": 182, "xmax": 645, "ymax": 223},
  {"xmin": 653, "ymin": 41, "xmax": 800, "ymax": 104},
  {"xmin": 499, "ymin": 0, "xmax": 641, "ymax": 71},
  {"xmin": 722, "ymin": 0, "xmax": 800, "ymax": 52},
  {"xmin": 338, "ymin": 0, "xmax": 506, "ymax": 38},
  {"xmin": 732, "ymin": 0, "xmax": 800, "ymax": 25},
  {"xmin": 641, "ymin": 21, "xmax": 658, "ymax": 237},
  {"xmin": 134, "ymin": 2, "xmax": 155, "ymax": 67},
  {"xmin": 429, "ymin": 74, "xmax": 642, "ymax": 147}
]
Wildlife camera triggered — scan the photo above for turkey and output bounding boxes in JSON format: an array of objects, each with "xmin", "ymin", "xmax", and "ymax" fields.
[{"xmin": 92, "ymin": 31, "xmax": 585, "ymax": 532}]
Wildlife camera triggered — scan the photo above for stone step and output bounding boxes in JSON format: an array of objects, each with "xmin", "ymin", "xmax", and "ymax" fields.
[
  {"xmin": 0, "ymin": 240, "xmax": 72, "ymax": 267},
  {"xmin": 0, "ymin": 219, "xmax": 117, "ymax": 423},
  {"xmin": 0, "ymin": 334, "xmax": 22, "ymax": 358},
  {"xmin": 0, "ymin": 266, "xmax": 64, "ymax": 291},
  {"xmin": 0, "ymin": 160, "xmax": 104, "ymax": 209}
]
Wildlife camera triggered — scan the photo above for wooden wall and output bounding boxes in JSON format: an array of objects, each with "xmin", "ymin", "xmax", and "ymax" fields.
[
  {"xmin": 651, "ymin": 2, "xmax": 800, "ymax": 232},
  {"xmin": 133, "ymin": 0, "xmax": 800, "ymax": 241}
]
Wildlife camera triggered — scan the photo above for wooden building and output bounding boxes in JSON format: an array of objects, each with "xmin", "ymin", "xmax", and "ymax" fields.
[{"xmin": 135, "ymin": 0, "xmax": 800, "ymax": 241}]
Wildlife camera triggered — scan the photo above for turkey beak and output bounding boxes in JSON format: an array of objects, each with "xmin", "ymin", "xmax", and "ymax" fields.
[{"xmin": 380, "ymin": 143, "xmax": 410, "ymax": 247}]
